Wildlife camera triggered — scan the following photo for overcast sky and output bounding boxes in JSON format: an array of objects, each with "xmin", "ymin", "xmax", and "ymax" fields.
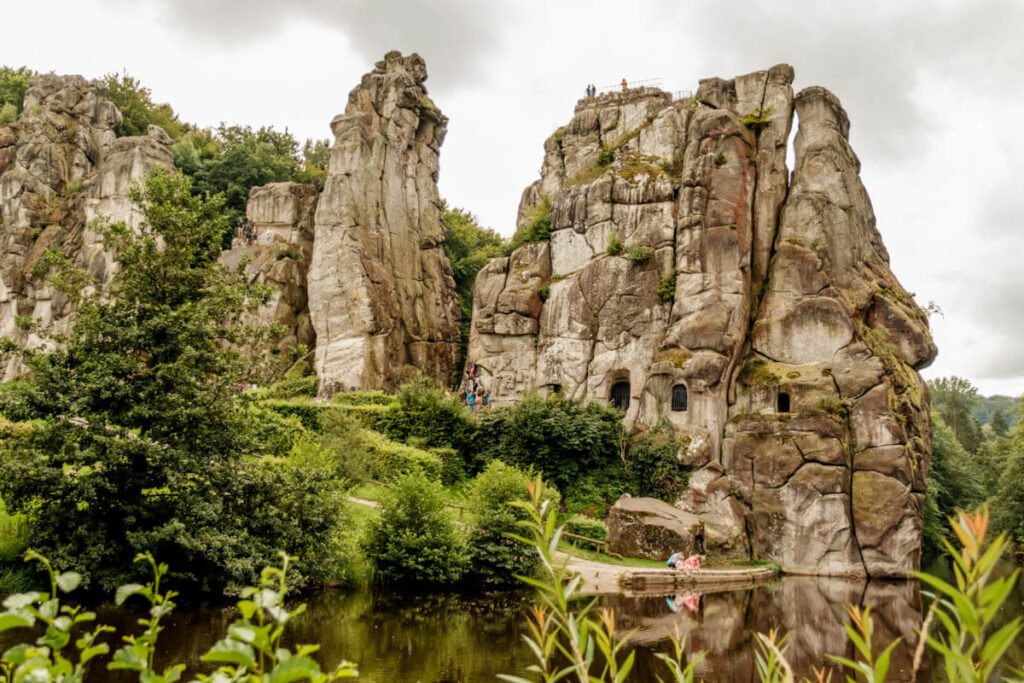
[{"xmin": 4, "ymin": 0, "xmax": 1022, "ymax": 397}]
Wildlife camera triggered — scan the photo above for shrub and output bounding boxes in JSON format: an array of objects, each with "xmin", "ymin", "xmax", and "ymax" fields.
[
  {"xmin": 263, "ymin": 360, "xmax": 318, "ymax": 398},
  {"xmin": 624, "ymin": 243, "xmax": 654, "ymax": 264},
  {"xmin": 257, "ymin": 397, "xmax": 335, "ymax": 431},
  {"xmin": 606, "ymin": 231, "xmax": 623, "ymax": 256},
  {"xmin": 473, "ymin": 394, "xmax": 627, "ymax": 509},
  {"xmin": 317, "ymin": 408, "xmax": 374, "ymax": 483},
  {"xmin": 565, "ymin": 514, "xmax": 607, "ymax": 542},
  {"xmin": 465, "ymin": 461, "xmax": 559, "ymax": 586},
  {"xmin": 362, "ymin": 429, "xmax": 443, "ymax": 482},
  {"xmin": 378, "ymin": 376, "xmax": 476, "ymax": 469},
  {"xmin": 245, "ymin": 405, "xmax": 307, "ymax": 457},
  {"xmin": 657, "ymin": 269, "xmax": 677, "ymax": 302},
  {"xmin": 363, "ymin": 471, "xmax": 466, "ymax": 585},
  {"xmin": 0, "ymin": 102, "xmax": 16, "ymax": 124},
  {"xmin": 626, "ymin": 423, "xmax": 692, "ymax": 501},
  {"xmin": 597, "ymin": 144, "xmax": 615, "ymax": 167},
  {"xmin": 509, "ymin": 195, "xmax": 552, "ymax": 250}
]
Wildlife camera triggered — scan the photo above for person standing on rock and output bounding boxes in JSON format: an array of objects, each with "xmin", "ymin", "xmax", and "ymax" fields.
[{"xmin": 621, "ymin": 78, "xmax": 628, "ymax": 91}]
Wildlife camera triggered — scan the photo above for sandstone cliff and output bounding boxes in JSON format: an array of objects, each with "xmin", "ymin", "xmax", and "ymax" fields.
[
  {"xmin": 467, "ymin": 66, "xmax": 936, "ymax": 577},
  {"xmin": 0, "ymin": 75, "xmax": 173, "ymax": 378},
  {"xmin": 308, "ymin": 51, "xmax": 461, "ymax": 395},
  {"xmin": 220, "ymin": 182, "xmax": 318, "ymax": 355}
]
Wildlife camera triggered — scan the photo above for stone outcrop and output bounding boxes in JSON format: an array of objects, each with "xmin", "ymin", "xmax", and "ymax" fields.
[
  {"xmin": 0, "ymin": 75, "xmax": 173, "ymax": 378},
  {"xmin": 469, "ymin": 66, "xmax": 935, "ymax": 577},
  {"xmin": 308, "ymin": 51, "xmax": 461, "ymax": 395},
  {"xmin": 219, "ymin": 182, "xmax": 318, "ymax": 353}
]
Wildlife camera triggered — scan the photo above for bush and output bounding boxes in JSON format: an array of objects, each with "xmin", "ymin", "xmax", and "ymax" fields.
[
  {"xmin": 474, "ymin": 394, "xmax": 627, "ymax": 510},
  {"xmin": 246, "ymin": 405, "xmax": 307, "ymax": 457},
  {"xmin": 625, "ymin": 423, "xmax": 692, "ymax": 501},
  {"xmin": 564, "ymin": 514, "xmax": 608, "ymax": 543},
  {"xmin": 657, "ymin": 269, "xmax": 676, "ymax": 302},
  {"xmin": 606, "ymin": 231, "xmax": 623, "ymax": 256},
  {"xmin": 509, "ymin": 195, "xmax": 552, "ymax": 250},
  {"xmin": 362, "ymin": 429, "xmax": 443, "ymax": 482},
  {"xmin": 597, "ymin": 144, "xmax": 615, "ymax": 167},
  {"xmin": 378, "ymin": 377, "xmax": 476, "ymax": 469},
  {"xmin": 257, "ymin": 398, "xmax": 335, "ymax": 431},
  {"xmin": 465, "ymin": 461, "xmax": 559, "ymax": 586},
  {"xmin": 363, "ymin": 471, "xmax": 466, "ymax": 585},
  {"xmin": 317, "ymin": 409, "xmax": 374, "ymax": 483},
  {"xmin": 263, "ymin": 361, "xmax": 318, "ymax": 399},
  {"xmin": 624, "ymin": 243, "xmax": 654, "ymax": 264}
]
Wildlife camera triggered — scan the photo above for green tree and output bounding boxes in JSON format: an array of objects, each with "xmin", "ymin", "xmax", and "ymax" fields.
[
  {"xmin": 189, "ymin": 124, "xmax": 304, "ymax": 225},
  {"xmin": 465, "ymin": 460, "xmax": 557, "ymax": 586},
  {"xmin": 923, "ymin": 413, "xmax": 986, "ymax": 554},
  {"xmin": 298, "ymin": 138, "xmax": 331, "ymax": 190},
  {"xmin": 104, "ymin": 72, "xmax": 185, "ymax": 139},
  {"xmin": 930, "ymin": 376, "xmax": 983, "ymax": 452},
  {"xmin": 441, "ymin": 202, "xmax": 507, "ymax": 356},
  {"xmin": 474, "ymin": 394, "xmax": 627, "ymax": 512},
  {"xmin": 991, "ymin": 409, "xmax": 1009, "ymax": 438},
  {"xmin": 0, "ymin": 66, "xmax": 36, "ymax": 120},
  {"xmin": 0, "ymin": 169, "xmax": 340, "ymax": 593},
  {"xmin": 363, "ymin": 471, "xmax": 466, "ymax": 585}
]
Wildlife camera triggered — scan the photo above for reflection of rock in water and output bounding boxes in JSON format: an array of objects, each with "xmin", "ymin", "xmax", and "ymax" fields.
[{"xmin": 608, "ymin": 577, "xmax": 925, "ymax": 682}]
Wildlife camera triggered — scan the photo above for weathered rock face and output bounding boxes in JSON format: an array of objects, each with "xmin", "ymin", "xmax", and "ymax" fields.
[
  {"xmin": 219, "ymin": 182, "xmax": 318, "ymax": 354},
  {"xmin": 469, "ymin": 67, "xmax": 935, "ymax": 577},
  {"xmin": 308, "ymin": 51, "xmax": 461, "ymax": 395},
  {"xmin": 0, "ymin": 75, "xmax": 173, "ymax": 378}
]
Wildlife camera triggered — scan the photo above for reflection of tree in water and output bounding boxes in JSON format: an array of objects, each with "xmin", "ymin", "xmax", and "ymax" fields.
[{"xmin": 606, "ymin": 577, "xmax": 926, "ymax": 682}]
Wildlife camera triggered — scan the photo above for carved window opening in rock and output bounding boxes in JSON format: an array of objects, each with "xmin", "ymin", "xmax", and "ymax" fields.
[
  {"xmin": 671, "ymin": 384, "xmax": 688, "ymax": 412},
  {"xmin": 547, "ymin": 383, "xmax": 562, "ymax": 396},
  {"xmin": 777, "ymin": 391, "xmax": 791, "ymax": 413},
  {"xmin": 610, "ymin": 381, "xmax": 631, "ymax": 410}
]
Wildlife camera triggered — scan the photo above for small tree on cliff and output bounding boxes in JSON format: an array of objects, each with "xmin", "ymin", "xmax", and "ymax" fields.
[{"xmin": 0, "ymin": 169, "xmax": 340, "ymax": 593}]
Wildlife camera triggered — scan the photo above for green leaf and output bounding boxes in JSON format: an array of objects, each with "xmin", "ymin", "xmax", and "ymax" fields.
[
  {"xmin": 236, "ymin": 600, "xmax": 257, "ymax": 620},
  {"xmin": 55, "ymin": 572, "xmax": 82, "ymax": 593},
  {"xmin": 115, "ymin": 584, "xmax": 146, "ymax": 606},
  {"xmin": 108, "ymin": 644, "xmax": 147, "ymax": 671},
  {"xmin": 268, "ymin": 654, "xmax": 322, "ymax": 683},
  {"xmin": 0, "ymin": 613, "xmax": 33, "ymax": 632},
  {"xmin": 201, "ymin": 638, "xmax": 256, "ymax": 668},
  {"xmin": 79, "ymin": 643, "xmax": 110, "ymax": 665},
  {"xmin": 2, "ymin": 593, "xmax": 43, "ymax": 610}
]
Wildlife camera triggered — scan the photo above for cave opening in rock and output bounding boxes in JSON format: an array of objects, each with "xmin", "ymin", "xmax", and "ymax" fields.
[
  {"xmin": 610, "ymin": 381, "xmax": 631, "ymax": 410},
  {"xmin": 671, "ymin": 384, "xmax": 688, "ymax": 411},
  {"xmin": 547, "ymin": 383, "xmax": 562, "ymax": 396},
  {"xmin": 777, "ymin": 391, "xmax": 791, "ymax": 413}
]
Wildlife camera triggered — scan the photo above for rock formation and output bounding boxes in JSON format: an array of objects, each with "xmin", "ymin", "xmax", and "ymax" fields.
[
  {"xmin": 0, "ymin": 75, "xmax": 173, "ymax": 378},
  {"xmin": 308, "ymin": 51, "xmax": 461, "ymax": 395},
  {"xmin": 219, "ymin": 182, "xmax": 318, "ymax": 354},
  {"xmin": 468, "ymin": 66, "xmax": 936, "ymax": 577}
]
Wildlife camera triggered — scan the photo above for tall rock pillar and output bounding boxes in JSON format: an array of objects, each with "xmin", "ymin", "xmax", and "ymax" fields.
[{"xmin": 308, "ymin": 52, "xmax": 461, "ymax": 395}]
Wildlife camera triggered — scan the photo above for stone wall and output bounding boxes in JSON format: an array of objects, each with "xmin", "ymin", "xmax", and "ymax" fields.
[{"xmin": 468, "ymin": 66, "xmax": 936, "ymax": 577}]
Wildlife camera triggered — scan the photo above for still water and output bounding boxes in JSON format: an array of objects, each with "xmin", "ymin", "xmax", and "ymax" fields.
[{"xmin": 5, "ymin": 567, "xmax": 1024, "ymax": 682}]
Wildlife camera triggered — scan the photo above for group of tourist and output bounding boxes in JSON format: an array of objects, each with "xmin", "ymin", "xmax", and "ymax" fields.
[
  {"xmin": 584, "ymin": 79, "xmax": 630, "ymax": 98},
  {"xmin": 236, "ymin": 218, "xmax": 258, "ymax": 244},
  {"xmin": 463, "ymin": 363, "xmax": 491, "ymax": 411}
]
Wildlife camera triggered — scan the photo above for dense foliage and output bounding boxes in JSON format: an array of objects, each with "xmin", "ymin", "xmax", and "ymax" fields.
[
  {"xmin": 441, "ymin": 202, "xmax": 507, "ymax": 355},
  {"xmin": 0, "ymin": 170, "xmax": 344, "ymax": 594},
  {"xmin": 509, "ymin": 195, "xmax": 552, "ymax": 250},
  {"xmin": 465, "ymin": 460, "xmax": 557, "ymax": 586},
  {"xmin": 377, "ymin": 377, "xmax": 476, "ymax": 469},
  {"xmin": 363, "ymin": 471, "xmax": 466, "ymax": 585},
  {"xmin": 0, "ymin": 66, "xmax": 35, "ymax": 123},
  {"xmin": 923, "ymin": 414, "xmax": 986, "ymax": 554},
  {"xmin": 104, "ymin": 72, "xmax": 186, "ymax": 139},
  {"xmin": 475, "ymin": 393, "xmax": 627, "ymax": 513}
]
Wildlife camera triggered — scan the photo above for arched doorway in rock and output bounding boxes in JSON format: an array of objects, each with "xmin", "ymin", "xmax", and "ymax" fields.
[
  {"xmin": 609, "ymin": 380, "xmax": 631, "ymax": 410},
  {"xmin": 671, "ymin": 384, "xmax": 688, "ymax": 412},
  {"xmin": 777, "ymin": 391, "xmax": 791, "ymax": 413}
]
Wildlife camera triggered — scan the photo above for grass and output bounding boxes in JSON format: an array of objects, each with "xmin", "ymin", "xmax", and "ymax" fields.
[{"xmin": 558, "ymin": 542, "xmax": 667, "ymax": 569}]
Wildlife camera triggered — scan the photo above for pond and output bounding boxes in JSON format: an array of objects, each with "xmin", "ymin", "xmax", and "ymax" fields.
[{"xmin": 4, "ymin": 564, "xmax": 1024, "ymax": 682}]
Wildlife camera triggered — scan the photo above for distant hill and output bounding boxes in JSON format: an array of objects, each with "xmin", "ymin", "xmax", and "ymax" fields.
[{"xmin": 974, "ymin": 394, "xmax": 1020, "ymax": 428}]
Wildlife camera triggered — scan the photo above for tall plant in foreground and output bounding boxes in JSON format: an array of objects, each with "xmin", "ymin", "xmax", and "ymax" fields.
[
  {"xmin": 499, "ymin": 475, "xmax": 702, "ymax": 683},
  {"xmin": 0, "ymin": 551, "xmax": 358, "ymax": 682},
  {"xmin": 504, "ymin": 478, "xmax": 1024, "ymax": 683},
  {"xmin": 916, "ymin": 505, "xmax": 1022, "ymax": 682}
]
